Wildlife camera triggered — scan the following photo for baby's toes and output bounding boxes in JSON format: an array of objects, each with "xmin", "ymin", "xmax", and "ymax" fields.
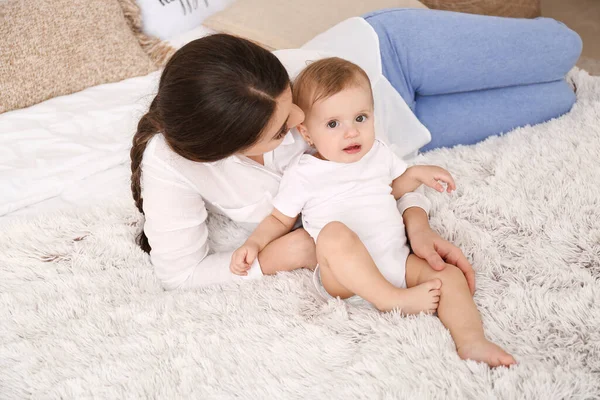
[
  {"xmin": 426, "ymin": 279, "xmax": 442, "ymax": 291},
  {"xmin": 498, "ymin": 351, "xmax": 517, "ymax": 366}
]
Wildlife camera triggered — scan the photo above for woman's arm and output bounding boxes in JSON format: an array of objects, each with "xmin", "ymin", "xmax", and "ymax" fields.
[
  {"xmin": 399, "ymin": 191, "xmax": 476, "ymax": 295},
  {"xmin": 141, "ymin": 158, "xmax": 263, "ymax": 290},
  {"xmin": 391, "ymin": 170, "xmax": 422, "ymax": 199}
]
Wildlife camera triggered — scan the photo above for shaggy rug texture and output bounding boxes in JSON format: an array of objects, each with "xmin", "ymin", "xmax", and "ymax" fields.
[{"xmin": 1, "ymin": 69, "xmax": 599, "ymax": 399}]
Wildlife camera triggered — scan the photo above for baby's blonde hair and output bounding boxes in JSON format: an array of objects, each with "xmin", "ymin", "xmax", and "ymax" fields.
[{"xmin": 292, "ymin": 57, "xmax": 373, "ymax": 113}]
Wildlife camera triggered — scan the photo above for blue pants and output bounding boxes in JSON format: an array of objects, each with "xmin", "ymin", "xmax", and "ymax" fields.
[{"xmin": 363, "ymin": 9, "xmax": 583, "ymax": 151}]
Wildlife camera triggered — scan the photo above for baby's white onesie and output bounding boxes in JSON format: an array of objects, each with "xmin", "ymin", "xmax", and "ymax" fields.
[{"xmin": 272, "ymin": 139, "xmax": 411, "ymax": 298}]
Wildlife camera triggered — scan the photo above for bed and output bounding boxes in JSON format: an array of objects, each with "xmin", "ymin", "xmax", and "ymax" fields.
[{"xmin": 2, "ymin": 2, "xmax": 599, "ymax": 398}]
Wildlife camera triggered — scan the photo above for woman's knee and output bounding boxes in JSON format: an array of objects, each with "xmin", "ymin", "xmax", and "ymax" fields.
[
  {"xmin": 551, "ymin": 79, "xmax": 577, "ymax": 116},
  {"xmin": 431, "ymin": 264, "xmax": 466, "ymax": 288},
  {"xmin": 551, "ymin": 19, "xmax": 583, "ymax": 63},
  {"xmin": 538, "ymin": 17, "xmax": 582, "ymax": 71}
]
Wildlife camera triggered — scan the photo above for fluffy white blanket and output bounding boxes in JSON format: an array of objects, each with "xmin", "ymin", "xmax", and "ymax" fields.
[{"xmin": 1, "ymin": 69, "xmax": 599, "ymax": 398}]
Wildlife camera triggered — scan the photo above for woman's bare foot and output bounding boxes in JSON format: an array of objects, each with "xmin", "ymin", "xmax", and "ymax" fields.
[
  {"xmin": 381, "ymin": 279, "xmax": 442, "ymax": 314},
  {"xmin": 457, "ymin": 338, "xmax": 516, "ymax": 367}
]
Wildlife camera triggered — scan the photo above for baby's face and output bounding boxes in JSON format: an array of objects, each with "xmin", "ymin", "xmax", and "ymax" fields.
[{"xmin": 301, "ymin": 83, "xmax": 375, "ymax": 163}]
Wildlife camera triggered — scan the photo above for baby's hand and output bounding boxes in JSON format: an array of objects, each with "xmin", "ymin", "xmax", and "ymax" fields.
[
  {"xmin": 409, "ymin": 165, "xmax": 456, "ymax": 193},
  {"xmin": 230, "ymin": 241, "xmax": 260, "ymax": 276}
]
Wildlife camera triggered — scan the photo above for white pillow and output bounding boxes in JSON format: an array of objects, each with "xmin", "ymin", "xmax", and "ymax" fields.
[
  {"xmin": 137, "ymin": 0, "xmax": 236, "ymax": 40},
  {"xmin": 276, "ymin": 18, "xmax": 431, "ymax": 159}
]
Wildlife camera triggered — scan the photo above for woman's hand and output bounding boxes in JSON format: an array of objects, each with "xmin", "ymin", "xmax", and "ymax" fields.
[
  {"xmin": 409, "ymin": 227, "xmax": 476, "ymax": 295},
  {"xmin": 230, "ymin": 241, "xmax": 261, "ymax": 276}
]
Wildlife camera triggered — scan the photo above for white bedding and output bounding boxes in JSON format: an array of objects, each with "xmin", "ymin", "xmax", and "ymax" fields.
[{"xmin": 0, "ymin": 26, "xmax": 216, "ymax": 223}]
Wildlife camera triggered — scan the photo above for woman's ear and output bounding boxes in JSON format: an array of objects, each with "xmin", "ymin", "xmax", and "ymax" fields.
[{"xmin": 297, "ymin": 123, "xmax": 313, "ymax": 146}]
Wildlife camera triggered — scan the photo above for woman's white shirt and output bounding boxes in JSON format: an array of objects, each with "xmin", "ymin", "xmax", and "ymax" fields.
[
  {"xmin": 141, "ymin": 17, "xmax": 433, "ymax": 290},
  {"xmin": 142, "ymin": 131, "xmax": 306, "ymax": 290}
]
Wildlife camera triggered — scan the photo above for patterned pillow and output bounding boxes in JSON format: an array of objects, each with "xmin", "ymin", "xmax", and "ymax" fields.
[
  {"xmin": 135, "ymin": 0, "xmax": 236, "ymax": 40},
  {"xmin": 0, "ymin": 0, "xmax": 169, "ymax": 114}
]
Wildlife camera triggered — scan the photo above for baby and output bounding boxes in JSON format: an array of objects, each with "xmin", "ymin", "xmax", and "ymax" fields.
[{"xmin": 230, "ymin": 57, "xmax": 515, "ymax": 367}]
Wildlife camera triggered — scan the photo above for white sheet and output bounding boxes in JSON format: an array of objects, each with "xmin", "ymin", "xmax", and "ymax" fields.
[
  {"xmin": 0, "ymin": 25, "xmax": 216, "ymax": 223},
  {"xmin": 0, "ymin": 72, "xmax": 159, "ymax": 216}
]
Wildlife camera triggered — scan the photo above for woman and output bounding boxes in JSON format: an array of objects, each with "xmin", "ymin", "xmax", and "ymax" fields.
[{"xmin": 130, "ymin": 9, "xmax": 581, "ymax": 291}]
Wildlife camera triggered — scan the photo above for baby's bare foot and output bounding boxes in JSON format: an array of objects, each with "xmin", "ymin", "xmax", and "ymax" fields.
[
  {"xmin": 392, "ymin": 279, "xmax": 442, "ymax": 315},
  {"xmin": 457, "ymin": 338, "xmax": 516, "ymax": 367}
]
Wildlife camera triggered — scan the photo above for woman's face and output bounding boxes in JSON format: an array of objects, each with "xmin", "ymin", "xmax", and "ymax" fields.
[{"xmin": 240, "ymin": 86, "xmax": 305, "ymax": 157}]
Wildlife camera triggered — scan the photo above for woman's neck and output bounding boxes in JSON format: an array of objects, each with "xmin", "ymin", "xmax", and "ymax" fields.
[{"xmin": 247, "ymin": 154, "xmax": 265, "ymax": 165}]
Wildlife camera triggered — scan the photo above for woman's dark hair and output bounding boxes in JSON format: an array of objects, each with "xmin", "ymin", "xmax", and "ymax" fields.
[{"xmin": 130, "ymin": 34, "xmax": 290, "ymax": 253}]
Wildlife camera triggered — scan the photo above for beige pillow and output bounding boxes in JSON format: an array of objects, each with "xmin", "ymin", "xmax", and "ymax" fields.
[
  {"xmin": 0, "ymin": 0, "xmax": 161, "ymax": 114},
  {"xmin": 204, "ymin": 0, "xmax": 428, "ymax": 50}
]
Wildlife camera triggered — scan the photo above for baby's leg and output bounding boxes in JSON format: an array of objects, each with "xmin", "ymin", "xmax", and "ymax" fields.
[
  {"xmin": 258, "ymin": 228, "xmax": 317, "ymax": 274},
  {"xmin": 405, "ymin": 254, "xmax": 516, "ymax": 367},
  {"xmin": 316, "ymin": 222, "xmax": 441, "ymax": 313}
]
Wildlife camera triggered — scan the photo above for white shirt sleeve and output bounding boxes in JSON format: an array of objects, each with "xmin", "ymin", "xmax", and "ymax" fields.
[
  {"xmin": 141, "ymin": 156, "xmax": 263, "ymax": 290},
  {"xmin": 271, "ymin": 167, "xmax": 307, "ymax": 218},
  {"xmin": 380, "ymin": 142, "xmax": 430, "ymax": 216},
  {"xmin": 396, "ymin": 185, "xmax": 432, "ymax": 216},
  {"xmin": 386, "ymin": 145, "xmax": 408, "ymax": 181}
]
